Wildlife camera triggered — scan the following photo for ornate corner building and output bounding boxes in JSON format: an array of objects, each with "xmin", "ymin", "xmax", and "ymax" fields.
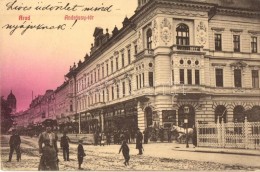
[{"xmin": 65, "ymin": 0, "xmax": 260, "ymax": 133}]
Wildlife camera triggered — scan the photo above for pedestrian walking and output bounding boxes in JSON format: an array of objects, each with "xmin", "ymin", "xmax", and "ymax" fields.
[
  {"xmin": 7, "ymin": 129, "xmax": 21, "ymax": 162},
  {"xmin": 167, "ymin": 128, "xmax": 172, "ymax": 143},
  {"xmin": 106, "ymin": 132, "xmax": 111, "ymax": 145},
  {"xmin": 136, "ymin": 128, "xmax": 143, "ymax": 155},
  {"xmin": 118, "ymin": 140, "xmax": 130, "ymax": 166},
  {"xmin": 159, "ymin": 126, "xmax": 164, "ymax": 142},
  {"xmin": 77, "ymin": 139, "xmax": 86, "ymax": 170},
  {"xmin": 60, "ymin": 132, "xmax": 70, "ymax": 161},
  {"xmin": 40, "ymin": 140, "xmax": 59, "ymax": 170},
  {"xmin": 38, "ymin": 119, "xmax": 59, "ymax": 171},
  {"xmin": 143, "ymin": 128, "xmax": 149, "ymax": 144}
]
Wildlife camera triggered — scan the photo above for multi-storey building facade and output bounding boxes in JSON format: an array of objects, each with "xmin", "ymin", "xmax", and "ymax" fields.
[
  {"xmin": 66, "ymin": 0, "xmax": 260, "ymax": 133},
  {"xmin": 54, "ymin": 81, "xmax": 75, "ymax": 125}
]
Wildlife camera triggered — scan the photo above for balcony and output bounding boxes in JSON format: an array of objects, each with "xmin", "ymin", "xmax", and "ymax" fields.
[
  {"xmin": 172, "ymin": 45, "xmax": 204, "ymax": 54},
  {"xmin": 135, "ymin": 49, "xmax": 154, "ymax": 59}
]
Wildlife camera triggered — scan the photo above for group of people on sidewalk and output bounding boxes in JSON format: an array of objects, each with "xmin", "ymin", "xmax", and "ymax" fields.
[{"xmin": 7, "ymin": 120, "xmax": 145, "ymax": 170}]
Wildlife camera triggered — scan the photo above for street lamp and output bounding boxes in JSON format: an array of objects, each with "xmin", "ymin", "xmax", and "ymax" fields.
[{"xmin": 184, "ymin": 106, "xmax": 189, "ymax": 148}]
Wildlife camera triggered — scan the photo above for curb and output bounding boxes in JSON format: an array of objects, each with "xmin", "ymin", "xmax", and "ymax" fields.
[{"xmin": 172, "ymin": 147, "xmax": 260, "ymax": 156}]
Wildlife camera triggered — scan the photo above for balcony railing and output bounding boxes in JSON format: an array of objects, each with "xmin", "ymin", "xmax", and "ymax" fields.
[{"xmin": 172, "ymin": 45, "xmax": 203, "ymax": 52}]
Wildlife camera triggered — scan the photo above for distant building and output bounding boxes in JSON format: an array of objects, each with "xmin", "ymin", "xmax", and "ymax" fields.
[{"xmin": 7, "ymin": 90, "xmax": 16, "ymax": 114}]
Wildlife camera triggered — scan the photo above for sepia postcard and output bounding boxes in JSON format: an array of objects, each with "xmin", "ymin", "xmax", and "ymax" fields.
[{"xmin": 1, "ymin": 0, "xmax": 260, "ymax": 171}]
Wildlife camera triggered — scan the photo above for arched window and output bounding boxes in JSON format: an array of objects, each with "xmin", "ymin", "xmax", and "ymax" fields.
[
  {"xmin": 233, "ymin": 105, "xmax": 245, "ymax": 122},
  {"xmin": 145, "ymin": 107, "xmax": 153, "ymax": 128},
  {"xmin": 176, "ymin": 24, "xmax": 189, "ymax": 45},
  {"xmin": 215, "ymin": 105, "xmax": 227, "ymax": 123},
  {"xmin": 247, "ymin": 106, "xmax": 260, "ymax": 122},
  {"xmin": 147, "ymin": 29, "xmax": 152, "ymax": 50}
]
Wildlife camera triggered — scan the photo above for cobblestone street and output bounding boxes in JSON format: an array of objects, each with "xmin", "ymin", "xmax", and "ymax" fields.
[{"xmin": 1, "ymin": 135, "xmax": 260, "ymax": 171}]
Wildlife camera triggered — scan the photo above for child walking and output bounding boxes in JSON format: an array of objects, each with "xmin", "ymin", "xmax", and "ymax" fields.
[
  {"xmin": 77, "ymin": 139, "xmax": 86, "ymax": 170},
  {"xmin": 118, "ymin": 140, "xmax": 130, "ymax": 166}
]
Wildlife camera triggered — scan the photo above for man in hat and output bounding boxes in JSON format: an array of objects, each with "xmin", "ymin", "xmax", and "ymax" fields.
[
  {"xmin": 7, "ymin": 129, "xmax": 21, "ymax": 162},
  {"xmin": 38, "ymin": 120, "xmax": 59, "ymax": 170},
  {"xmin": 60, "ymin": 131, "xmax": 70, "ymax": 161},
  {"xmin": 136, "ymin": 128, "xmax": 143, "ymax": 155}
]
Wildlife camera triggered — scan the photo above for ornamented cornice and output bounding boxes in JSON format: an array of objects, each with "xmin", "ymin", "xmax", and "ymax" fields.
[
  {"xmin": 217, "ymin": 8, "xmax": 260, "ymax": 17},
  {"xmin": 157, "ymin": 8, "xmax": 207, "ymax": 17}
]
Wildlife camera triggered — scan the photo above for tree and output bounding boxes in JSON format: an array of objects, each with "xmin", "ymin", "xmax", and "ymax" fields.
[{"xmin": 1, "ymin": 96, "xmax": 14, "ymax": 133}]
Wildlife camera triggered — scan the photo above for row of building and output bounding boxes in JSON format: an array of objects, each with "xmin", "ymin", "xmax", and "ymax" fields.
[{"xmin": 14, "ymin": 0, "xmax": 260, "ymax": 134}]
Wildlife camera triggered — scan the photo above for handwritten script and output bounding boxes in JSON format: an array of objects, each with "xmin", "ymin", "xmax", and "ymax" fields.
[{"xmin": 2, "ymin": 0, "xmax": 115, "ymax": 35}]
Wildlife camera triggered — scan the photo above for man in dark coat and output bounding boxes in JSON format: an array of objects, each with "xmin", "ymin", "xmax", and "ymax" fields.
[
  {"xmin": 143, "ymin": 128, "xmax": 149, "ymax": 144},
  {"xmin": 60, "ymin": 132, "xmax": 70, "ymax": 161},
  {"xmin": 38, "ymin": 120, "xmax": 59, "ymax": 171},
  {"xmin": 119, "ymin": 140, "xmax": 130, "ymax": 166},
  {"xmin": 7, "ymin": 129, "xmax": 21, "ymax": 162},
  {"xmin": 77, "ymin": 139, "xmax": 86, "ymax": 170},
  {"xmin": 136, "ymin": 128, "xmax": 143, "ymax": 155}
]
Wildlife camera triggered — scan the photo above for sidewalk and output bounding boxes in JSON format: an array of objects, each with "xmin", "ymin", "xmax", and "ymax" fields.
[{"xmin": 170, "ymin": 142, "xmax": 260, "ymax": 156}]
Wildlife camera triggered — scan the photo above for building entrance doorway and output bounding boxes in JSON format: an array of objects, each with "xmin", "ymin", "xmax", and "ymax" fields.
[{"xmin": 178, "ymin": 105, "xmax": 195, "ymax": 128}]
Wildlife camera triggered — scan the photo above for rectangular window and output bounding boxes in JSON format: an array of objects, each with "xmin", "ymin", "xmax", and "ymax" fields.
[
  {"xmin": 195, "ymin": 70, "xmax": 200, "ymax": 85},
  {"xmin": 216, "ymin": 69, "xmax": 223, "ymax": 87},
  {"xmin": 103, "ymin": 90, "xmax": 105, "ymax": 102},
  {"xmin": 117, "ymin": 84, "xmax": 119, "ymax": 98},
  {"xmin": 136, "ymin": 75, "xmax": 139, "ymax": 89},
  {"xmin": 102, "ymin": 66, "xmax": 104, "ymax": 79},
  {"xmin": 94, "ymin": 71, "xmax": 96, "ymax": 82},
  {"xmin": 233, "ymin": 35, "xmax": 240, "ymax": 52},
  {"xmin": 142, "ymin": 73, "xmax": 145, "ymax": 87},
  {"xmin": 149, "ymin": 72, "xmax": 154, "ymax": 87},
  {"xmin": 122, "ymin": 82, "xmax": 125, "ymax": 97},
  {"xmin": 251, "ymin": 37, "xmax": 257, "ymax": 53},
  {"xmin": 129, "ymin": 81, "xmax": 132, "ymax": 95},
  {"xmin": 180, "ymin": 69, "xmax": 184, "ymax": 84},
  {"xmin": 128, "ymin": 49, "xmax": 131, "ymax": 65},
  {"xmin": 91, "ymin": 74, "xmax": 93, "ymax": 84},
  {"xmin": 106, "ymin": 63, "xmax": 109, "ymax": 76},
  {"xmin": 122, "ymin": 53, "xmax": 125, "ymax": 67},
  {"xmin": 252, "ymin": 70, "xmax": 259, "ymax": 88},
  {"xmin": 234, "ymin": 69, "xmax": 242, "ymax": 87},
  {"xmin": 97, "ymin": 69, "xmax": 100, "ymax": 81},
  {"xmin": 87, "ymin": 77, "xmax": 89, "ymax": 86},
  {"xmin": 112, "ymin": 86, "xmax": 114, "ymax": 100},
  {"xmin": 111, "ymin": 60, "xmax": 113, "ymax": 73},
  {"xmin": 134, "ymin": 44, "xmax": 137, "ymax": 54},
  {"xmin": 139, "ymin": 74, "xmax": 142, "ymax": 88},
  {"xmin": 215, "ymin": 34, "xmax": 222, "ymax": 51},
  {"xmin": 116, "ymin": 57, "xmax": 119, "ymax": 70},
  {"xmin": 187, "ymin": 69, "xmax": 192, "ymax": 85}
]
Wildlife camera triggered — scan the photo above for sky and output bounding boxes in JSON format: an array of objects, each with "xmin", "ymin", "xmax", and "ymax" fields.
[{"xmin": 0, "ymin": 0, "xmax": 138, "ymax": 111}]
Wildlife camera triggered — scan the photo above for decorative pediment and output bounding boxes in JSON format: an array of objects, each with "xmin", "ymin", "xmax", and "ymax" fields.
[
  {"xmin": 211, "ymin": 27, "xmax": 225, "ymax": 32},
  {"xmin": 230, "ymin": 61, "xmax": 247, "ymax": 68}
]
